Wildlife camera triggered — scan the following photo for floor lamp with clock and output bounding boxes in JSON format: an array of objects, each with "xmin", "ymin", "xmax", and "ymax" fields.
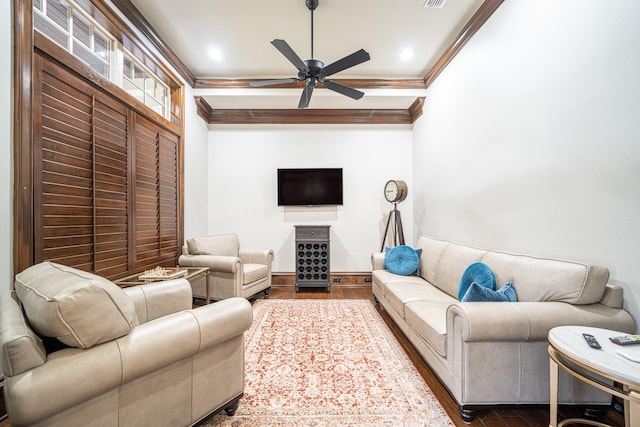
[{"xmin": 381, "ymin": 180, "xmax": 408, "ymax": 251}]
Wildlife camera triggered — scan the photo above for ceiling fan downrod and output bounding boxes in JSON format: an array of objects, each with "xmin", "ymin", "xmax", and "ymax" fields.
[{"xmin": 306, "ymin": 0, "xmax": 319, "ymax": 59}]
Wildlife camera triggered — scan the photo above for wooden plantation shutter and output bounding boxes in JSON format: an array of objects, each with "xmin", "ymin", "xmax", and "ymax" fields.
[
  {"xmin": 132, "ymin": 114, "xmax": 179, "ymax": 271},
  {"xmin": 93, "ymin": 97, "xmax": 130, "ymax": 277},
  {"xmin": 33, "ymin": 52, "xmax": 180, "ymax": 279}
]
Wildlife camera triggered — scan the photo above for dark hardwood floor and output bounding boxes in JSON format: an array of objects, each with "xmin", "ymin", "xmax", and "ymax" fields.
[{"xmin": 260, "ymin": 285, "xmax": 626, "ymax": 427}]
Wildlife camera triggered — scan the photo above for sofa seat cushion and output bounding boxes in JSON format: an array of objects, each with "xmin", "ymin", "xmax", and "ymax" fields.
[
  {"xmin": 385, "ymin": 281, "xmax": 454, "ymax": 319},
  {"xmin": 405, "ymin": 300, "xmax": 451, "ymax": 357},
  {"xmin": 14, "ymin": 262, "xmax": 138, "ymax": 349},
  {"xmin": 244, "ymin": 263, "xmax": 268, "ymax": 284}
]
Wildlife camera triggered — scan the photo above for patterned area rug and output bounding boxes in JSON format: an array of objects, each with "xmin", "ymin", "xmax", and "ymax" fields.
[{"xmin": 205, "ymin": 299, "xmax": 453, "ymax": 427}]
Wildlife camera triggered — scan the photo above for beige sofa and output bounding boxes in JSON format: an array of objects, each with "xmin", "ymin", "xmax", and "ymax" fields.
[
  {"xmin": 178, "ymin": 234, "xmax": 274, "ymax": 301},
  {"xmin": 372, "ymin": 236, "xmax": 635, "ymax": 421},
  {"xmin": 0, "ymin": 262, "xmax": 253, "ymax": 427}
]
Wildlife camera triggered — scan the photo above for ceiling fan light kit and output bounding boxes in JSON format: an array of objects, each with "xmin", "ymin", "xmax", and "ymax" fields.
[{"xmin": 250, "ymin": 0, "xmax": 370, "ymax": 109}]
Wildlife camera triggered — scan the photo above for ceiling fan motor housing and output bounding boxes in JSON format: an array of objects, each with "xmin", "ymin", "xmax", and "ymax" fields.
[
  {"xmin": 298, "ymin": 59, "xmax": 326, "ymax": 86},
  {"xmin": 306, "ymin": 0, "xmax": 319, "ymax": 11}
]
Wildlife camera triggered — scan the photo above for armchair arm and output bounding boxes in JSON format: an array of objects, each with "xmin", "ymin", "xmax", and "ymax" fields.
[
  {"xmin": 178, "ymin": 254, "xmax": 242, "ymax": 273},
  {"xmin": 5, "ymin": 298, "xmax": 253, "ymax": 426},
  {"xmin": 239, "ymin": 248, "xmax": 274, "ymax": 265},
  {"xmin": 371, "ymin": 252, "xmax": 385, "ymax": 271},
  {"xmin": 123, "ymin": 278, "xmax": 193, "ymax": 323},
  {"xmin": 446, "ymin": 301, "xmax": 636, "ymax": 343}
]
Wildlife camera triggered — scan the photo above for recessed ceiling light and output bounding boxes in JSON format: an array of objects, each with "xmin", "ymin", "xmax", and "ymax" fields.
[
  {"xmin": 208, "ymin": 48, "xmax": 222, "ymax": 61},
  {"xmin": 400, "ymin": 49, "xmax": 414, "ymax": 61}
]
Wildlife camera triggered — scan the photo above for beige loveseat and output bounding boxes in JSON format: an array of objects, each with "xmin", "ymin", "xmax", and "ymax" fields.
[
  {"xmin": 178, "ymin": 234, "xmax": 274, "ymax": 301},
  {"xmin": 0, "ymin": 262, "xmax": 253, "ymax": 427},
  {"xmin": 372, "ymin": 236, "xmax": 635, "ymax": 421}
]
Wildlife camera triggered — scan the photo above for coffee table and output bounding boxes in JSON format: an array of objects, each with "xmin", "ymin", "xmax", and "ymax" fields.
[
  {"xmin": 548, "ymin": 326, "xmax": 640, "ymax": 427},
  {"xmin": 114, "ymin": 267, "xmax": 211, "ymax": 304}
]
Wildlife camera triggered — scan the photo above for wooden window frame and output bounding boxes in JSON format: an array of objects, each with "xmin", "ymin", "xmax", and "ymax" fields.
[{"xmin": 13, "ymin": 0, "xmax": 185, "ymax": 277}]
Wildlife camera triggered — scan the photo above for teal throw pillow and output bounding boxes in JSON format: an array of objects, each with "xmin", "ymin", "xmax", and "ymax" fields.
[
  {"xmin": 461, "ymin": 282, "xmax": 517, "ymax": 302},
  {"xmin": 457, "ymin": 262, "xmax": 496, "ymax": 301},
  {"xmin": 384, "ymin": 245, "xmax": 422, "ymax": 276}
]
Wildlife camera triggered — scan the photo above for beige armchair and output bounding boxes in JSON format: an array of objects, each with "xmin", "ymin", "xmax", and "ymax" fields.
[
  {"xmin": 178, "ymin": 234, "xmax": 274, "ymax": 302},
  {"xmin": 0, "ymin": 261, "xmax": 253, "ymax": 427}
]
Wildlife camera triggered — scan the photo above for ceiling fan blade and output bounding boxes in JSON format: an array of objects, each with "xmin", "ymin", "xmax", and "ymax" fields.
[
  {"xmin": 323, "ymin": 80, "xmax": 365, "ymax": 100},
  {"xmin": 271, "ymin": 39, "xmax": 309, "ymax": 72},
  {"xmin": 249, "ymin": 78, "xmax": 299, "ymax": 87},
  {"xmin": 322, "ymin": 49, "xmax": 370, "ymax": 77},
  {"xmin": 298, "ymin": 85, "xmax": 314, "ymax": 109}
]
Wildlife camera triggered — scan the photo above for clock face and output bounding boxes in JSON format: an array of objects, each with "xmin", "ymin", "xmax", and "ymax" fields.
[
  {"xmin": 384, "ymin": 181, "xmax": 398, "ymax": 202},
  {"xmin": 384, "ymin": 180, "xmax": 407, "ymax": 203}
]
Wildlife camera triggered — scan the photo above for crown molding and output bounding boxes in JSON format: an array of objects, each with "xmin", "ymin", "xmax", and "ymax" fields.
[{"xmin": 424, "ymin": 0, "xmax": 504, "ymax": 88}]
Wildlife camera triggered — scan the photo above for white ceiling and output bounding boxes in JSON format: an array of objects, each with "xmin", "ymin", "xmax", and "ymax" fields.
[{"xmin": 129, "ymin": 0, "xmax": 485, "ymax": 110}]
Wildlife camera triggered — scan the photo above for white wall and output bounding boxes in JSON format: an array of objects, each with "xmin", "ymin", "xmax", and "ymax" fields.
[
  {"xmin": 182, "ymin": 88, "xmax": 210, "ymax": 241},
  {"xmin": 203, "ymin": 125, "xmax": 413, "ymax": 272},
  {"xmin": 413, "ymin": 0, "xmax": 640, "ymax": 329},
  {"xmin": 1, "ymin": 0, "xmax": 13, "ymax": 291}
]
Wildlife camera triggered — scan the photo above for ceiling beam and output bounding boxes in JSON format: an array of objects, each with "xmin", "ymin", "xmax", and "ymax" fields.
[
  {"xmin": 195, "ymin": 97, "xmax": 420, "ymax": 125},
  {"xmin": 194, "ymin": 79, "xmax": 427, "ymax": 90}
]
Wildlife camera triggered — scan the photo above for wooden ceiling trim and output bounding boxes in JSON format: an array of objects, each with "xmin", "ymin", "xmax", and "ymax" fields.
[
  {"xmin": 423, "ymin": 0, "xmax": 504, "ymax": 88},
  {"xmin": 409, "ymin": 97, "xmax": 426, "ymax": 123},
  {"xmin": 109, "ymin": 0, "xmax": 196, "ymax": 86},
  {"xmin": 194, "ymin": 96, "xmax": 213, "ymax": 122},
  {"xmin": 194, "ymin": 78, "xmax": 427, "ymax": 90},
  {"xmin": 206, "ymin": 109, "xmax": 413, "ymax": 125}
]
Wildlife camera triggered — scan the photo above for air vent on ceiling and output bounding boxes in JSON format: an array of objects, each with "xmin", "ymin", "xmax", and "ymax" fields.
[{"xmin": 424, "ymin": 0, "xmax": 447, "ymax": 8}]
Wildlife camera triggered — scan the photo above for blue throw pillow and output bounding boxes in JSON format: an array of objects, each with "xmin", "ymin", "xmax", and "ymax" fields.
[
  {"xmin": 457, "ymin": 262, "xmax": 496, "ymax": 301},
  {"xmin": 461, "ymin": 282, "xmax": 517, "ymax": 302},
  {"xmin": 384, "ymin": 245, "xmax": 422, "ymax": 276}
]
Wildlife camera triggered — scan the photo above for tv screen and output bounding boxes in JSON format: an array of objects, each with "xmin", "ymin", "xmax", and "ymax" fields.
[{"xmin": 277, "ymin": 168, "xmax": 343, "ymax": 206}]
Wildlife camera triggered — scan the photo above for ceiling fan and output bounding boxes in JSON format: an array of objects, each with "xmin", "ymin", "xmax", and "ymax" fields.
[{"xmin": 249, "ymin": 0, "xmax": 371, "ymax": 109}]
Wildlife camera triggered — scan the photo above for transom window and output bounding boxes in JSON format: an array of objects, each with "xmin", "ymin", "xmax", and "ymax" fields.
[{"xmin": 33, "ymin": 0, "xmax": 170, "ymax": 119}]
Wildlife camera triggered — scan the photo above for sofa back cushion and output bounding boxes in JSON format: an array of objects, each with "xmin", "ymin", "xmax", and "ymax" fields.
[
  {"xmin": 415, "ymin": 236, "xmax": 608, "ymax": 305},
  {"xmin": 14, "ymin": 262, "xmax": 138, "ymax": 349},
  {"xmin": 187, "ymin": 234, "xmax": 240, "ymax": 256}
]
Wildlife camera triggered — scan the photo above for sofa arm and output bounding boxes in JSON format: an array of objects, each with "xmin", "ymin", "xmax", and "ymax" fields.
[
  {"xmin": 599, "ymin": 284, "xmax": 624, "ymax": 308},
  {"xmin": 447, "ymin": 301, "xmax": 636, "ymax": 342},
  {"xmin": 371, "ymin": 252, "xmax": 385, "ymax": 270},
  {"xmin": 118, "ymin": 297, "xmax": 252, "ymax": 382},
  {"xmin": 5, "ymin": 298, "xmax": 253, "ymax": 426},
  {"xmin": 179, "ymin": 254, "xmax": 242, "ymax": 273},
  {"xmin": 239, "ymin": 248, "xmax": 274, "ymax": 265},
  {"xmin": 123, "ymin": 278, "xmax": 193, "ymax": 323}
]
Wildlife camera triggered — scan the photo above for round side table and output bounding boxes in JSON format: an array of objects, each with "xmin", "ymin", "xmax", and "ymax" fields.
[{"xmin": 548, "ymin": 326, "xmax": 640, "ymax": 427}]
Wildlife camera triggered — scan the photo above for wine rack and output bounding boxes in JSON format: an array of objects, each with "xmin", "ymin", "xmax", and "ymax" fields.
[{"xmin": 294, "ymin": 225, "xmax": 331, "ymax": 292}]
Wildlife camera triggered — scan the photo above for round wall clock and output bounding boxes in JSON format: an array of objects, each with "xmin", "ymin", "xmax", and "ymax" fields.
[{"xmin": 383, "ymin": 180, "xmax": 408, "ymax": 203}]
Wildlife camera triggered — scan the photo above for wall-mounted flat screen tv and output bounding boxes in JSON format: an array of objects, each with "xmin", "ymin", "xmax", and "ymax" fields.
[{"xmin": 277, "ymin": 168, "xmax": 343, "ymax": 206}]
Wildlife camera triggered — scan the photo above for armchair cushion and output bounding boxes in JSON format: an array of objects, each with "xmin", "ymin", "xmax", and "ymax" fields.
[
  {"xmin": 244, "ymin": 263, "xmax": 269, "ymax": 284},
  {"xmin": 14, "ymin": 262, "xmax": 138, "ymax": 349},
  {"xmin": 187, "ymin": 234, "xmax": 239, "ymax": 256}
]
